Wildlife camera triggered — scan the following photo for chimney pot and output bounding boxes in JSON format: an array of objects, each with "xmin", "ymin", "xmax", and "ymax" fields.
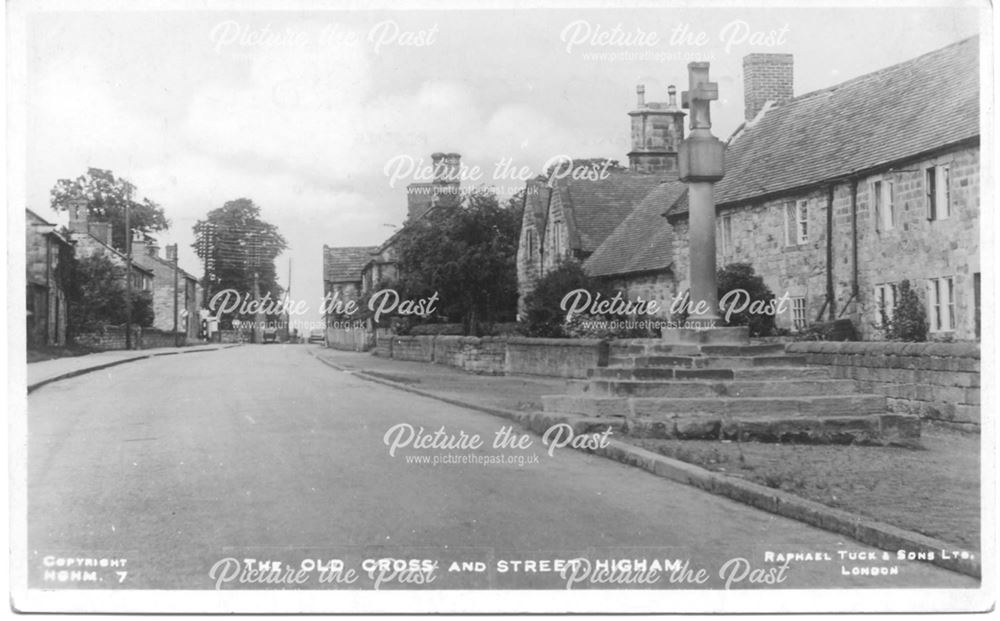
[{"xmin": 636, "ymin": 84, "xmax": 646, "ymax": 107}]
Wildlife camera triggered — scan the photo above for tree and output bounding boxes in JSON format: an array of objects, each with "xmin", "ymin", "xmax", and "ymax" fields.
[
  {"xmin": 393, "ymin": 189, "xmax": 522, "ymax": 335},
  {"xmin": 885, "ymin": 280, "xmax": 928, "ymax": 342},
  {"xmin": 65, "ymin": 254, "xmax": 154, "ymax": 336},
  {"xmin": 522, "ymin": 261, "xmax": 614, "ymax": 337},
  {"xmin": 51, "ymin": 168, "xmax": 169, "ymax": 252},
  {"xmin": 192, "ymin": 199, "xmax": 287, "ymax": 325}
]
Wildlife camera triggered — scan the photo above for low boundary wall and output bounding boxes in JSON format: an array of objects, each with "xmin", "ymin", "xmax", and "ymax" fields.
[
  {"xmin": 363, "ymin": 334, "xmax": 607, "ymax": 378},
  {"xmin": 786, "ymin": 341, "xmax": 980, "ymax": 429}
]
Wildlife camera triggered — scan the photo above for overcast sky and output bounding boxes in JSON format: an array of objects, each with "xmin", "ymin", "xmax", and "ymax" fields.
[{"xmin": 21, "ymin": 3, "xmax": 981, "ymax": 321}]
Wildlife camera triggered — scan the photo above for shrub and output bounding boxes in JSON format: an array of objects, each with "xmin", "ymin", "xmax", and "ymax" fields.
[
  {"xmin": 522, "ymin": 262, "xmax": 613, "ymax": 337},
  {"xmin": 885, "ymin": 280, "xmax": 928, "ymax": 342},
  {"xmin": 674, "ymin": 263, "xmax": 777, "ymax": 337}
]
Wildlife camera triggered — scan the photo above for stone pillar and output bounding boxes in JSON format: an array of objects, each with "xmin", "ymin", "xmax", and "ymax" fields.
[
  {"xmin": 678, "ymin": 61, "xmax": 726, "ymax": 328},
  {"xmin": 687, "ymin": 181, "xmax": 720, "ymax": 326}
]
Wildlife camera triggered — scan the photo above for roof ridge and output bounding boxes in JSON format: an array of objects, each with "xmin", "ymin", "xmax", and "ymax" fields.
[{"xmin": 792, "ymin": 35, "xmax": 978, "ymax": 104}]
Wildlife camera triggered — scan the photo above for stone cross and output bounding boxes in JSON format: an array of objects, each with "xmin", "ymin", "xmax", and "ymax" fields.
[
  {"xmin": 676, "ymin": 61, "xmax": 725, "ymax": 331},
  {"xmin": 681, "ymin": 63, "xmax": 718, "ymax": 131}
]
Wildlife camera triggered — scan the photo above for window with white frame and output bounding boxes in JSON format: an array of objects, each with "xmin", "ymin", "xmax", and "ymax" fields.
[
  {"xmin": 720, "ymin": 213, "xmax": 733, "ymax": 255},
  {"xmin": 791, "ymin": 296, "xmax": 807, "ymax": 330},
  {"xmin": 784, "ymin": 200, "xmax": 809, "ymax": 245},
  {"xmin": 925, "ymin": 165, "xmax": 951, "ymax": 221},
  {"xmin": 927, "ymin": 277, "xmax": 955, "ymax": 332},
  {"xmin": 874, "ymin": 283, "xmax": 897, "ymax": 328},
  {"xmin": 871, "ymin": 178, "xmax": 896, "ymax": 232}
]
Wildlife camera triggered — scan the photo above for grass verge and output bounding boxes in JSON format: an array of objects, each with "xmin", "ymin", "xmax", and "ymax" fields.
[{"xmin": 625, "ymin": 424, "xmax": 980, "ymax": 550}]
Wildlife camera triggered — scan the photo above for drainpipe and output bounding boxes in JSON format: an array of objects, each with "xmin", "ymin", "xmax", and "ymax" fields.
[
  {"xmin": 826, "ymin": 183, "xmax": 836, "ymax": 320},
  {"xmin": 850, "ymin": 178, "xmax": 859, "ymax": 299}
]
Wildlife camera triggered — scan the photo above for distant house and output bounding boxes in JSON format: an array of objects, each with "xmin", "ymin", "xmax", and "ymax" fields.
[
  {"xmin": 324, "ymin": 151, "xmax": 464, "ymax": 312},
  {"xmin": 666, "ymin": 37, "xmax": 979, "ymax": 339},
  {"xmin": 131, "ymin": 236, "xmax": 203, "ymax": 340},
  {"xmin": 25, "ymin": 209, "xmax": 74, "ymax": 347},
  {"xmin": 67, "ymin": 201, "xmax": 154, "ymax": 295},
  {"xmin": 322, "ymin": 245, "xmax": 378, "ymax": 319}
]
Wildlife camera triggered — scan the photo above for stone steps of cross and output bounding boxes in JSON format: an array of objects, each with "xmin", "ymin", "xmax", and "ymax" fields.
[
  {"xmin": 541, "ymin": 393, "xmax": 886, "ymax": 419},
  {"xmin": 569, "ymin": 378, "xmax": 859, "ymax": 399},
  {"xmin": 608, "ymin": 354, "xmax": 809, "ymax": 369},
  {"xmin": 589, "ymin": 366, "xmax": 834, "ymax": 381},
  {"xmin": 611, "ymin": 343, "xmax": 787, "ymax": 357}
]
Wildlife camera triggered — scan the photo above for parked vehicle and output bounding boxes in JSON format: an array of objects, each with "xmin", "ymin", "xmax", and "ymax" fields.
[
  {"xmin": 262, "ymin": 326, "xmax": 278, "ymax": 344},
  {"xmin": 308, "ymin": 328, "xmax": 325, "ymax": 344}
]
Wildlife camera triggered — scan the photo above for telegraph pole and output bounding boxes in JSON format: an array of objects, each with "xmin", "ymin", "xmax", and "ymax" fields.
[
  {"xmin": 124, "ymin": 185, "xmax": 133, "ymax": 349},
  {"xmin": 172, "ymin": 243, "xmax": 180, "ymax": 347}
]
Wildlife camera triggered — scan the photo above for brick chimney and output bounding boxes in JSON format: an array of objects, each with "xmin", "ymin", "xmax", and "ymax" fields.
[
  {"xmin": 743, "ymin": 53, "xmax": 794, "ymax": 121},
  {"xmin": 165, "ymin": 244, "xmax": 178, "ymax": 262}
]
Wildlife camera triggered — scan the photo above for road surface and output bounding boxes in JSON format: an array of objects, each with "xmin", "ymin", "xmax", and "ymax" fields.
[{"xmin": 25, "ymin": 345, "xmax": 978, "ymax": 590}]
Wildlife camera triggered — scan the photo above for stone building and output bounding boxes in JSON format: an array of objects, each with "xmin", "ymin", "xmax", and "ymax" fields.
[
  {"xmin": 666, "ymin": 36, "xmax": 979, "ymax": 340},
  {"xmin": 67, "ymin": 202, "xmax": 154, "ymax": 297},
  {"xmin": 131, "ymin": 236, "xmax": 203, "ymax": 340},
  {"xmin": 516, "ymin": 86, "xmax": 687, "ymax": 315},
  {"xmin": 322, "ymin": 245, "xmax": 378, "ymax": 317},
  {"xmin": 25, "ymin": 208, "xmax": 73, "ymax": 347}
]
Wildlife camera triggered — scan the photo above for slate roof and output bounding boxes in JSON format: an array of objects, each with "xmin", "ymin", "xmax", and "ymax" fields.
[
  {"xmin": 555, "ymin": 171, "xmax": 664, "ymax": 254},
  {"xmin": 669, "ymin": 35, "xmax": 979, "ymax": 217},
  {"xmin": 524, "ymin": 176, "xmax": 551, "ymax": 238},
  {"xmin": 323, "ymin": 245, "xmax": 377, "ymax": 283},
  {"xmin": 585, "ymin": 181, "xmax": 686, "ymax": 277}
]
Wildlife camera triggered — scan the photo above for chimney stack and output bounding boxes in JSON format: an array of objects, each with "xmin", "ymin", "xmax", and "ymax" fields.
[
  {"xmin": 636, "ymin": 84, "xmax": 645, "ymax": 107},
  {"xmin": 431, "ymin": 152, "xmax": 462, "ymax": 184},
  {"xmin": 88, "ymin": 222, "xmax": 113, "ymax": 247},
  {"xmin": 742, "ymin": 53, "xmax": 794, "ymax": 121},
  {"xmin": 166, "ymin": 244, "xmax": 178, "ymax": 262},
  {"xmin": 68, "ymin": 202, "xmax": 89, "ymax": 234}
]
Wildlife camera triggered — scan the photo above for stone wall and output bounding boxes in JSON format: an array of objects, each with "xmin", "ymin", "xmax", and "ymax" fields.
[
  {"xmin": 787, "ymin": 341, "xmax": 980, "ymax": 429},
  {"xmin": 505, "ymin": 337, "xmax": 608, "ymax": 378},
  {"xmin": 434, "ymin": 336, "xmax": 507, "ymax": 375},
  {"xmin": 73, "ymin": 326, "xmax": 186, "ymax": 350},
  {"xmin": 326, "ymin": 326, "xmax": 371, "ymax": 351},
  {"xmin": 371, "ymin": 334, "xmax": 609, "ymax": 378}
]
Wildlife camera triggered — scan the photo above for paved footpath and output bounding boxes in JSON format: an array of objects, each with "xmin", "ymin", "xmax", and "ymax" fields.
[
  {"xmin": 311, "ymin": 347, "xmax": 574, "ymax": 415},
  {"xmin": 27, "ymin": 344, "xmax": 240, "ymax": 392}
]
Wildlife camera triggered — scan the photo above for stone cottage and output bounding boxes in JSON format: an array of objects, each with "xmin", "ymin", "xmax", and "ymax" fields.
[
  {"xmin": 322, "ymin": 245, "xmax": 378, "ymax": 316},
  {"xmin": 665, "ymin": 36, "xmax": 979, "ymax": 340},
  {"xmin": 25, "ymin": 208, "xmax": 73, "ymax": 347},
  {"xmin": 67, "ymin": 202, "xmax": 154, "ymax": 297},
  {"xmin": 131, "ymin": 236, "xmax": 203, "ymax": 340}
]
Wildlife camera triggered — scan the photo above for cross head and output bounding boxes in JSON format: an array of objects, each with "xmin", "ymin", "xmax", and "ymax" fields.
[{"xmin": 681, "ymin": 62, "xmax": 718, "ymax": 130}]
